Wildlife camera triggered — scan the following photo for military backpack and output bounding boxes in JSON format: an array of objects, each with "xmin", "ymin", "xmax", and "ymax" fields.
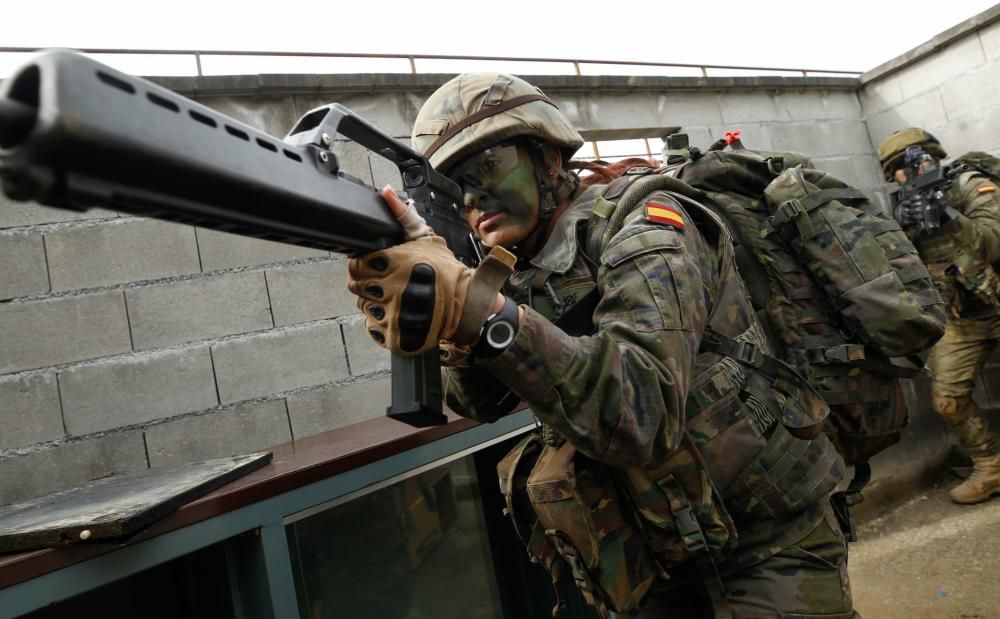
[{"xmin": 585, "ymin": 136, "xmax": 946, "ymax": 524}]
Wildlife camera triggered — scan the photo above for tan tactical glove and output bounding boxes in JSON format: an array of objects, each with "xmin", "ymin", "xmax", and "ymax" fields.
[{"xmin": 347, "ymin": 232, "xmax": 515, "ymax": 357}]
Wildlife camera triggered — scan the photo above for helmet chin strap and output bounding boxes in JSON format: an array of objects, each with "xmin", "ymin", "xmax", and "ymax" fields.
[{"xmin": 509, "ymin": 143, "xmax": 580, "ymax": 260}]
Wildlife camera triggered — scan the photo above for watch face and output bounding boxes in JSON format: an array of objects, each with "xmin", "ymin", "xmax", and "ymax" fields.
[{"xmin": 485, "ymin": 320, "xmax": 516, "ymax": 349}]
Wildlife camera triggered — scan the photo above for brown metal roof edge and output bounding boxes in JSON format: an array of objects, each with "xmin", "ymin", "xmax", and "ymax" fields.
[{"xmin": 0, "ymin": 409, "xmax": 491, "ymax": 589}]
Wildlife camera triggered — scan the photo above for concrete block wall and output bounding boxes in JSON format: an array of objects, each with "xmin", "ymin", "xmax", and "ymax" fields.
[
  {"xmin": 860, "ymin": 7, "xmax": 1000, "ymax": 170},
  {"xmin": 544, "ymin": 83, "xmax": 883, "ymax": 204},
  {"xmin": 0, "ymin": 90, "xmax": 415, "ymax": 505}
]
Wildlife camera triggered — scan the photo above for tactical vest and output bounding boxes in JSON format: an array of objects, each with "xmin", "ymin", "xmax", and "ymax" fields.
[
  {"xmin": 919, "ymin": 165, "xmax": 1000, "ymax": 318},
  {"xmin": 497, "ymin": 178, "xmax": 842, "ymax": 617}
]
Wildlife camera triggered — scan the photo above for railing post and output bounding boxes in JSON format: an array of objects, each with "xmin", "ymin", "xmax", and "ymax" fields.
[
  {"xmin": 700, "ymin": 66, "xmax": 708, "ymax": 78},
  {"xmin": 573, "ymin": 61, "xmax": 581, "ymax": 76},
  {"xmin": 195, "ymin": 53, "xmax": 203, "ymax": 77},
  {"xmin": 409, "ymin": 57, "xmax": 417, "ymax": 74}
]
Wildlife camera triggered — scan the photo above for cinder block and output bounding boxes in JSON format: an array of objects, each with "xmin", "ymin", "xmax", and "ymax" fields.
[
  {"xmin": 719, "ymin": 92, "xmax": 791, "ymax": 124},
  {"xmin": 865, "ymin": 91, "xmax": 950, "ymax": 147},
  {"xmin": 934, "ymin": 104, "xmax": 1000, "ymax": 156},
  {"xmin": 199, "ymin": 95, "xmax": 300, "ymax": 137},
  {"xmin": 810, "ymin": 157, "xmax": 861, "ymax": 187},
  {"xmin": 287, "ymin": 376, "xmax": 391, "ymax": 438},
  {"xmin": 981, "ymin": 20, "xmax": 1000, "ymax": 61},
  {"xmin": 708, "ymin": 123, "xmax": 774, "ymax": 152},
  {"xmin": 45, "ymin": 219, "xmax": 200, "ymax": 291},
  {"xmin": 144, "ymin": 400, "xmax": 291, "ymax": 468},
  {"xmin": 295, "ymin": 92, "xmax": 414, "ymax": 138},
  {"xmin": 0, "ymin": 374, "xmax": 63, "ymax": 450},
  {"xmin": 370, "ymin": 153, "xmax": 406, "ymax": 192},
  {"xmin": 898, "ymin": 36, "xmax": 987, "ymax": 100},
  {"xmin": 0, "ymin": 291, "xmax": 131, "ymax": 374},
  {"xmin": 342, "ymin": 316, "xmax": 391, "ymax": 376},
  {"xmin": 196, "ymin": 227, "xmax": 328, "ymax": 272},
  {"xmin": 329, "ymin": 141, "xmax": 377, "ymax": 185},
  {"xmin": 0, "ymin": 233, "xmax": 48, "ymax": 300},
  {"xmin": 267, "ymin": 260, "xmax": 356, "ymax": 326},
  {"xmin": 656, "ymin": 93, "xmax": 724, "ymax": 129},
  {"xmin": 767, "ymin": 121, "xmax": 872, "ymax": 157},
  {"xmin": 0, "ymin": 431, "xmax": 147, "ymax": 505},
  {"xmin": 212, "ymin": 322, "xmax": 349, "ymax": 403},
  {"xmin": 126, "ymin": 272, "xmax": 272, "ymax": 350},
  {"xmin": 573, "ymin": 92, "xmax": 681, "ymax": 136},
  {"xmin": 59, "ymin": 347, "xmax": 218, "ymax": 435},
  {"xmin": 858, "ymin": 75, "xmax": 906, "ymax": 116},
  {"xmin": 810, "ymin": 155, "xmax": 884, "ymax": 191},
  {"xmin": 850, "ymin": 154, "xmax": 887, "ymax": 190},
  {"xmin": 782, "ymin": 91, "xmax": 861, "ymax": 122},
  {"xmin": 0, "ymin": 196, "xmax": 117, "ymax": 230},
  {"xmin": 939, "ymin": 65, "xmax": 1000, "ymax": 121}
]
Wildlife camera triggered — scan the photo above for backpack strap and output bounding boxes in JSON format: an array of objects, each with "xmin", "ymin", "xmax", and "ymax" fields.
[{"xmin": 764, "ymin": 187, "xmax": 869, "ymax": 241}]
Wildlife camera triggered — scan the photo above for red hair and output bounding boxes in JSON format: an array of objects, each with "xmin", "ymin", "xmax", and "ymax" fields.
[{"xmin": 570, "ymin": 157, "xmax": 661, "ymax": 187}]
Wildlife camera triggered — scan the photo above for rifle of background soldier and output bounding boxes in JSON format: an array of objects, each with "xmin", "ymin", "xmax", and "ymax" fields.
[
  {"xmin": 890, "ymin": 144, "xmax": 961, "ymax": 235},
  {"xmin": 0, "ymin": 49, "xmax": 484, "ymax": 428}
]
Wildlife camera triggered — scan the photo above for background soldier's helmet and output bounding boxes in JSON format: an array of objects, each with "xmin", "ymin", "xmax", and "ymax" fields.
[
  {"xmin": 411, "ymin": 72, "xmax": 584, "ymax": 173},
  {"xmin": 878, "ymin": 127, "xmax": 949, "ymax": 181}
]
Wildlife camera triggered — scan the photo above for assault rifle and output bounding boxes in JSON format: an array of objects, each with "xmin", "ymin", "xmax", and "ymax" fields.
[
  {"xmin": 0, "ymin": 49, "xmax": 482, "ymax": 428},
  {"xmin": 890, "ymin": 145, "xmax": 960, "ymax": 235}
]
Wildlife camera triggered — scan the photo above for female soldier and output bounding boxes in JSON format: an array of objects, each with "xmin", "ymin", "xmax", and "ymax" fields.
[{"xmin": 347, "ymin": 72, "xmax": 856, "ymax": 618}]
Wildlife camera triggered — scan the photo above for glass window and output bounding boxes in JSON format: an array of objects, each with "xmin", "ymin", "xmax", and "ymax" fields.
[
  {"xmin": 288, "ymin": 456, "xmax": 503, "ymax": 619},
  {"xmin": 21, "ymin": 542, "xmax": 236, "ymax": 619}
]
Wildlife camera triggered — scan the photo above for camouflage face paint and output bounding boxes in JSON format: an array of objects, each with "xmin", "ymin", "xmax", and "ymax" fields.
[{"xmin": 450, "ymin": 143, "xmax": 541, "ymax": 249}]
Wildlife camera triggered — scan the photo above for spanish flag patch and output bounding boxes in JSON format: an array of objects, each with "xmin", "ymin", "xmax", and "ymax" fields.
[{"xmin": 646, "ymin": 201, "xmax": 686, "ymax": 230}]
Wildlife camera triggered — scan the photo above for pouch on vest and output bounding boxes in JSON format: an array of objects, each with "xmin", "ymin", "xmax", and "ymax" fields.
[
  {"xmin": 725, "ymin": 424, "xmax": 843, "ymax": 520},
  {"xmin": 762, "ymin": 166, "xmax": 945, "ymax": 357},
  {"xmin": 497, "ymin": 433, "xmax": 567, "ymax": 576},
  {"xmin": 618, "ymin": 435, "xmax": 739, "ymax": 567},
  {"xmin": 525, "ymin": 441, "xmax": 660, "ymax": 616}
]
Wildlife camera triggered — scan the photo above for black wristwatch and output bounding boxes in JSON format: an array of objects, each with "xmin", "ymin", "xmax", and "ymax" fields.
[{"xmin": 474, "ymin": 296, "xmax": 520, "ymax": 359}]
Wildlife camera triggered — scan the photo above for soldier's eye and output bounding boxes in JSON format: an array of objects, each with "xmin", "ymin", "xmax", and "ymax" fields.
[{"xmin": 479, "ymin": 159, "xmax": 499, "ymax": 175}]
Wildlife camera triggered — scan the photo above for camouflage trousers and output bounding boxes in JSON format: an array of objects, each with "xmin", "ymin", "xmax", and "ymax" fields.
[
  {"xmin": 927, "ymin": 313, "xmax": 1000, "ymax": 403},
  {"xmin": 633, "ymin": 506, "xmax": 857, "ymax": 618}
]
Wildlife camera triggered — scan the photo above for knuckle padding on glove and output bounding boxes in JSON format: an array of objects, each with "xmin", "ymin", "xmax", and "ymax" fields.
[{"xmin": 398, "ymin": 263, "xmax": 437, "ymax": 353}]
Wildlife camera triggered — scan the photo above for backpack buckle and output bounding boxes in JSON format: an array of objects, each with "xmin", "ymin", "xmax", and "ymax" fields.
[
  {"xmin": 821, "ymin": 344, "xmax": 866, "ymax": 364},
  {"xmin": 730, "ymin": 340, "xmax": 764, "ymax": 368}
]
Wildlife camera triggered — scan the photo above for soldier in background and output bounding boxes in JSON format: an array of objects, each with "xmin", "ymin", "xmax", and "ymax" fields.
[
  {"xmin": 880, "ymin": 128, "xmax": 1000, "ymax": 504},
  {"xmin": 347, "ymin": 72, "xmax": 856, "ymax": 617}
]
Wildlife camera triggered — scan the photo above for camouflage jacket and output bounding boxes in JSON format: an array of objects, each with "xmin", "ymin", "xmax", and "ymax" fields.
[
  {"xmin": 915, "ymin": 162, "xmax": 1000, "ymax": 318},
  {"xmin": 447, "ymin": 182, "xmax": 843, "ymax": 570}
]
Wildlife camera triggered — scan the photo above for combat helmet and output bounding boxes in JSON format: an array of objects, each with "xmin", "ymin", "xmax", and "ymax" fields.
[
  {"xmin": 878, "ymin": 127, "xmax": 948, "ymax": 181},
  {"xmin": 412, "ymin": 72, "xmax": 584, "ymax": 174}
]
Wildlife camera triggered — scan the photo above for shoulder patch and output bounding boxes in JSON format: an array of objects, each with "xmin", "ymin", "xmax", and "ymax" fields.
[
  {"xmin": 978, "ymin": 184, "xmax": 997, "ymax": 194},
  {"xmin": 645, "ymin": 197, "xmax": 686, "ymax": 230}
]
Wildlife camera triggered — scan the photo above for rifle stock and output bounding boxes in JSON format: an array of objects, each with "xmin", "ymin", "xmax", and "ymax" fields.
[{"xmin": 0, "ymin": 49, "xmax": 481, "ymax": 428}]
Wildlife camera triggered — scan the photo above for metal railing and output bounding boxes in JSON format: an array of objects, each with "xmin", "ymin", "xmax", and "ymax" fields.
[{"xmin": 0, "ymin": 46, "xmax": 863, "ymax": 78}]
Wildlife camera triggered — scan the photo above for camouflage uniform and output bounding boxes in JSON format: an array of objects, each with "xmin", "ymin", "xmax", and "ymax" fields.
[
  {"xmin": 880, "ymin": 128, "xmax": 1000, "ymax": 504},
  {"xmin": 443, "ymin": 179, "xmax": 854, "ymax": 617},
  {"xmin": 403, "ymin": 73, "xmax": 856, "ymax": 617}
]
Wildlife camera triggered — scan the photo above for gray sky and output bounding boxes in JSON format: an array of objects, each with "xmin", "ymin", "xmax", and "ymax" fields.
[{"xmin": 3, "ymin": 0, "xmax": 999, "ymax": 76}]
